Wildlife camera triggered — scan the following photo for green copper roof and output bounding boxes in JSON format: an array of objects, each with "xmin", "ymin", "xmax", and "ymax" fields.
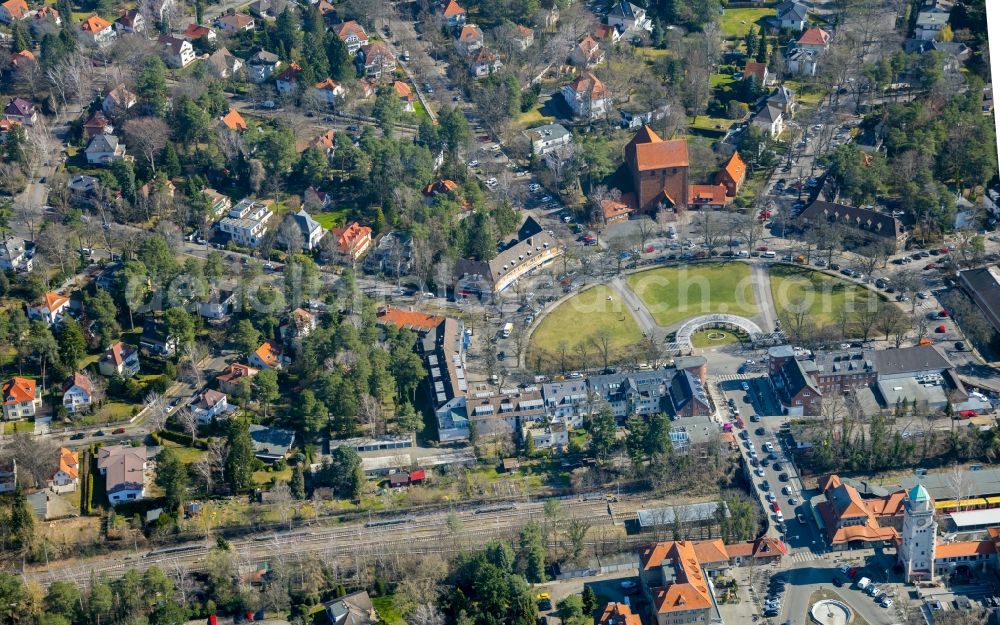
[{"xmin": 909, "ymin": 484, "xmax": 930, "ymax": 503}]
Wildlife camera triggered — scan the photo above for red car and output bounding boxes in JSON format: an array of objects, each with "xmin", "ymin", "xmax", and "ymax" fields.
[
  {"xmin": 936, "ymin": 325, "xmax": 947, "ymax": 333},
  {"xmin": 645, "ymin": 246, "xmax": 655, "ymax": 253},
  {"xmin": 939, "ymin": 247, "xmax": 950, "ymax": 254},
  {"xmin": 734, "ymin": 418, "xmax": 745, "ymax": 429},
  {"xmin": 758, "ymin": 211, "xmax": 772, "ymax": 220},
  {"xmin": 756, "ymin": 245, "xmax": 769, "ymax": 251},
  {"xmin": 771, "ymin": 501, "xmax": 780, "ymax": 512},
  {"xmin": 112, "ymin": 427, "xmax": 126, "ymax": 434},
  {"xmin": 924, "ymin": 263, "xmax": 936, "ymax": 270},
  {"xmin": 847, "ymin": 567, "xmax": 858, "ymax": 578},
  {"xmin": 939, "ymin": 310, "xmax": 950, "ymax": 318}
]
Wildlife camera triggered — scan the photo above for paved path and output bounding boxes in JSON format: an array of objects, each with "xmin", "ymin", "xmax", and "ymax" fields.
[
  {"xmin": 751, "ymin": 263, "xmax": 778, "ymax": 333},
  {"xmin": 608, "ymin": 276, "xmax": 663, "ymax": 341}
]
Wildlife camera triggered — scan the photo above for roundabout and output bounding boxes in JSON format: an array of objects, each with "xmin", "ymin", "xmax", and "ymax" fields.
[
  {"xmin": 809, "ymin": 599, "xmax": 853, "ymax": 625},
  {"xmin": 674, "ymin": 313, "xmax": 764, "ymax": 350}
]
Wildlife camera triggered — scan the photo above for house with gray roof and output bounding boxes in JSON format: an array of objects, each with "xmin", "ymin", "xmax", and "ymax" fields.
[
  {"xmin": 249, "ymin": 425, "xmax": 295, "ymax": 462},
  {"xmin": 959, "ymin": 265, "xmax": 1000, "ymax": 334},
  {"xmin": 454, "ymin": 220, "xmax": 562, "ymax": 295},
  {"xmin": 290, "ymin": 209, "xmax": 325, "ymax": 251},
  {"xmin": 324, "ymin": 591, "xmax": 377, "ymax": 625},
  {"xmin": 85, "ymin": 134, "xmax": 127, "ymax": 165},
  {"xmin": 774, "ymin": 0, "xmax": 808, "ymax": 30},
  {"xmin": 798, "ymin": 201, "xmax": 906, "ymax": 251}
]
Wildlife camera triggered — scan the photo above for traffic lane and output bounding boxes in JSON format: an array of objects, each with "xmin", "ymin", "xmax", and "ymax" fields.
[{"xmin": 779, "ymin": 567, "xmax": 898, "ymax": 625}]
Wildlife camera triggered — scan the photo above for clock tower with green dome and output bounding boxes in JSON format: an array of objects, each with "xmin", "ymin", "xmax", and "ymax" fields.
[{"xmin": 899, "ymin": 483, "xmax": 937, "ymax": 583}]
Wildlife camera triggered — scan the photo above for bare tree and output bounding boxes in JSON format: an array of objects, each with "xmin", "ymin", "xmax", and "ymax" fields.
[
  {"xmin": 408, "ymin": 603, "xmax": 446, "ymax": 625},
  {"xmin": 277, "ymin": 214, "xmax": 305, "ymax": 253},
  {"xmin": 3, "ymin": 433, "xmax": 58, "ymax": 488},
  {"xmin": 736, "ymin": 212, "xmax": 765, "ymax": 251},
  {"xmin": 175, "ymin": 407, "xmax": 199, "ymax": 444},
  {"xmin": 358, "ymin": 393, "xmax": 384, "ymax": 435},
  {"xmin": 696, "ymin": 212, "xmax": 723, "ymax": 254},
  {"xmin": 124, "ymin": 117, "xmax": 170, "ymax": 174},
  {"xmin": 269, "ymin": 479, "xmax": 294, "ymax": 529},
  {"xmin": 144, "ymin": 391, "xmax": 169, "ymax": 432}
]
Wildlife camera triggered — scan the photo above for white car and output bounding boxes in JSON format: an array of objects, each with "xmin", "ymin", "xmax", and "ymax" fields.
[
  {"xmin": 741, "ymin": 381, "xmax": 750, "ymax": 391},
  {"xmin": 881, "ymin": 599, "xmax": 893, "ymax": 609},
  {"xmin": 486, "ymin": 177, "xmax": 498, "ymax": 187},
  {"xmin": 755, "ymin": 467, "xmax": 765, "ymax": 477},
  {"xmin": 469, "ymin": 160, "xmax": 480, "ymax": 167},
  {"xmin": 775, "ymin": 511, "xmax": 784, "ymax": 522},
  {"xmin": 763, "ymin": 442, "xmax": 774, "ymax": 453},
  {"xmin": 528, "ymin": 183, "xmax": 540, "ymax": 192}
]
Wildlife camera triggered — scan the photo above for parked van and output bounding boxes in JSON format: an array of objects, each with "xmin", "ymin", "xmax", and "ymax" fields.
[
  {"xmin": 856, "ymin": 577, "xmax": 871, "ymax": 590},
  {"xmin": 762, "ymin": 251, "xmax": 776, "ymax": 258},
  {"xmin": 501, "ymin": 322, "xmax": 513, "ymax": 338}
]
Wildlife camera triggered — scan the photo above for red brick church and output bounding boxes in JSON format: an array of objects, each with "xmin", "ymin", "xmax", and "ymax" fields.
[{"xmin": 624, "ymin": 125, "xmax": 689, "ymax": 214}]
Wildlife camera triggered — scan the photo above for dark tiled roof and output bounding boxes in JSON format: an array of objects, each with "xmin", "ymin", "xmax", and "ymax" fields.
[{"xmin": 799, "ymin": 201, "xmax": 903, "ymax": 240}]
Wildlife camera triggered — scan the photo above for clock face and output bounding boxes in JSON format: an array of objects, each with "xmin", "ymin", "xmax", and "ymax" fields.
[{"xmin": 915, "ymin": 518, "xmax": 928, "ymax": 528}]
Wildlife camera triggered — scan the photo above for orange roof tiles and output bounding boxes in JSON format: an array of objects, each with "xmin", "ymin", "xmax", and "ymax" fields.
[
  {"xmin": 254, "ymin": 340, "xmax": 282, "ymax": 367},
  {"xmin": 332, "ymin": 221, "xmax": 371, "ymax": 254},
  {"xmin": 314, "ymin": 78, "xmax": 341, "ymax": 91},
  {"xmin": 602, "ymin": 197, "xmax": 633, "ymax": 221},
  {"xmin": 377, "ymin": 306, "xmax": 445, "ymax": 333},
  {"xmin": 459, "ymin": 24, "xmax": 482, "ymax": 42},
  {"xmin": 393, "ymin": 80, "xmax": 414, "ymax": 99},
  {"xmin": 10, "ymin": 49, "xmax": 35, "ymax": 66},
  {"xmin": 335, "ymin": 20, "xmax": 367, "ymax": 41},
  {"xmin": 81, "ymin": 14, "xmax": 111, "ymax": 32},
  {"xmin": 217, "ymin": 362, "xmax": 259, "ymax": 384},
  {"xmin": 598, "ymin": 603, "xmax": 641, "ymax": 625},
  {"xmin": 443, "ymin": 0, "xmax": 465, "ymax": 16},
  {"xmin": 743, "ymin": 61, "xmax": 767, "ymax": 82},
  {"xmin": 56, "ymin": 447, "xmax": 79, "ymax": 480},
  {"xmin": 309, "ymin": 129, "xmax": 336, "ymax": 151},
  {"xmin": 798, "ymin": 27, "xmax": 831, "ymax": 46},
  {"xmin": 41, "ymin": 292, "xmax": 69, "ymax": 312},
  {"xmin": 220, "ymin": 108, "xmax": 247, "ymax": 131},
  {"xmin": 183, "ymin": 23, "xmax": 214, "ymax": 39},
  {"xmin": 721, "ymin": 151, "xmax": 746, "ymax": 183},
  {"xmin": 2, "ymin": 377, "xmax": 36, "ymax": 405},
  {"xmin": 568, "ymin": 71, "xmax": 606, "ymax": 98},
  {"xmin": 651, "ymin": 541, "xmax": 713, "ymax": 613},
  {"xmin": 936, "ymin": 540, "xmax": 996, "ymax": 559},
  {"xmin": 626, "ymin": 125, "xmax": 689, "ymax": 171},
  {"xmin": 2, "ymin": 0, "xmax": 28, "ymax": 20},
  {"xmin": 691, "ymin": 539, "xmax": 729, "ymax": 564},
  {"xmin": 689, "ymin": 184, "xmax": 728, "ymax": 205}
]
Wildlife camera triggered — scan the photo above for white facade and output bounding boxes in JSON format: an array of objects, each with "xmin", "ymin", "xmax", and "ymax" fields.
[
  {"xmin": 899, "ymin": 484, "xmax": 937, "ymax": 583},
  {"xmin": 218, "ymin": 198, "xmax": 273, "ymax": 247},
  {"xmin": 62, "ymin": 385, "xmax": 92, "ymax": 414}
]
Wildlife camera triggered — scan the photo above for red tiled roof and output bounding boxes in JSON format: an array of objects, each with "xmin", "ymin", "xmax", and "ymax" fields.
[
  {"xmin": 220, "ymin": 108, "xmax": 247, "ymax": 131},
  {"xmin": 626, "ymin": 125, "xmax": 688, "ymax": 171},
  {"xmin": 688, "ymin": 184, "xmax": 728, "ymax": 206},
  {"xmin": 743, "ymin": 61, "xmax": 767, "ymax": 82},
  {"xmin": 335, "ymin": 20, "xmax": 367, "ymax": 41},
  {"xmin": 720, "ymin": 152, "xmax": 746, "ymax": 184},
  {"xmin": 217, "ymin": 362, "xmax": 259, "ymax": 384},
  {"xmin": 376, "ymin": 306, "xmax": 445, "ymax": 333},
  {"xmin": 3, "ymin": 377, "xmax": 36, "ymax": 405},
  {"xmin": 598, "ymin": 603, "xmax": 641, "ymax": 625},
  {"xmin": 56, "ymin": 447, "xmax": 79, "ymax": 479},
  {"xmin": 2, "ymin": 0, "xmax": 28, "ymax": 20},
  {"xmin": 443, "ymin": 0, "xmax": 465, "ymax": 16},
  {"xmin": 183, "ymin": 24, "xmax": 214, "ymax": 39},
  {"xmin": 567, "ymin": 71, "xmax": 606, "ymax": 98},
  {"xmin": 936, "ymin": 540, "xmax": 996, "ymax": 559},
  {"xmin": 64, "ymin": 372, "xmax": 94, "ymax": 395},
  {"xmin": 798, "ymin": 27, "xmax": 831, "ymax": 46},
  {"xmin": 314, "ymin": 78, "xmax": 341, "ymax": 91},
  {"xmin": 80, "ymin": 14, "xmax": 111, "ymax": 32}
]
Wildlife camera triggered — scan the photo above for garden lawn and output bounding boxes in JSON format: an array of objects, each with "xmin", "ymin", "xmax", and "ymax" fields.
[
  {"xmin": 691, "ymin": 328, "xmax": 745, "ymax": 348},
  {"xmin": 517, "ymin": 106, "xmax": 556, "ymax": 128},
  {"xmin": 312, "ymin": 208, "xmax": 349, "ymax": 230},
  {"xmin": 626, "ymin": 263, "xmax": 758, "ymax": 327},
  {"xmin": 528, "ymin": 284, "xmax": 643, "ymax": 367},
  {"xmin": 78, "ymin": 401, "xmax": 135, "ymax": 426},
  {"xmin": 769, "ymin": 265, "xmax": 882, "ymax": 330},
  {"xmin": 161, "ymin": 440, "xmax": 206, "ymax": 464},
  {"xmin": 720, "ymin": 8, "xmax": 772, "ymax": 39},
  {"xmin": 372, "ymin": 596, "xmax": 406, "ymax": 625}
]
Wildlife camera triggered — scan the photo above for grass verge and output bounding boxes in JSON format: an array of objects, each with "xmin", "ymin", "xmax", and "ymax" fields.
[{"xmin": 626, "ymin": 262, "xmax": 758, "ymax": 327}]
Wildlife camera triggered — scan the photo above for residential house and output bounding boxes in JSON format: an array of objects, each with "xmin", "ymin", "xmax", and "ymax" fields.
[
  {"xmin": 774, "ymin": 0, "xmax": 808, "ymax": 31},
  {"xmin": 767, "ymin": 346, "xmax": 824, "ymax": 416},
  {"xmin": 358, "ymin": 43, "xmax": 396, "ymax": 79},
  {"xmin": 215, "ymin": 13, "xmax": 254, "ymax": 32},
  {"xmin": 275, "ymin": 62, "xmax": 303, "ymax": 96},
  {"xmin": 358, "ymin": 78, "xmax": 377, "ymax": 98},
  {"xmin": 281, "ymin": 307, "xmax": 318, "ymax": 341},
  {"xmin": 786, "ymin": 47, "xmax": 818, "ymax": 76},
  {"xmin": 0, "ymin": 459, "xmax": 15, "ymax": 493},
  {"xmin": 798, "ymin": 200, "xmax": 906, "ymax": 251},
  {"xmin": 158, "ymin": 34, "xmax": 196, "ymax": 68},
  {"xmin": 687, "ymin": 184, "xmax": 729, "ymax": 210},
  {"xmin": 307, "ymin": 131, "xmax": 337, "ymax": 158},
  {"xmin": 68, "ymin": 174, "xmax": 100, "ymax": 201},
  {"xmin": 218, "ymin": 198, "xmax": 274, "ymax": 247},
  {"xmin": 207, "ymin": 47, "xmax": 243, "ymax": 79},
  {"xmin": 323, "ymin": 590, "xmax": 378, "ymax": 625},
  {"xmin": 198, "ymin": 288, "xmax": 236, "ymax": 320},
  {"xmin": 246, "ymin": 50, "xmax": 281, "ymax": 82},
  {"xmin": 97, "ymin": 444, "xmax": 148, "ymax": 505},
  {"xmin": 27, "ymin": 292, "xmax": 70, "ymax": 325},
  {"xmin": 442, "ymin": 0, "xmax": 466, "ymax": 27},
  {"xmin": 80, "ymin": 14, "xmax": 116, "ymax": 45},
  {"xmin": 114, "ymin": 9, "xmax": 144, "ymax": 33},
  {"xmin": 191, "ymin": 389, "xmax": 231, "ymax": 424},
  {"xmin": 571, "ymin": 35, "xmax": 605, "ymax": 67},
  {"xmin": 767, "ymin": 84, "xmax": 795, "ymax": 116},
  {"xmin": 329, "ymin": 222, "xmax": 373, "ymax": 262},
  {"xmin": 85, "ymin": 134, "xmax": 128, "ymax": 165},
  {"xmin": 140, "ymin": 317, "xmax": 178, "ymax": 356},
  {"xmin": 10, "ymin": 49, "xmax": 35, "ymax": 69},
  {"xmin": 62, "ymin": 372, "xmax": 94, "ymax": 414},
  {"xmin": 513, "ymin": 25, "xmax": 534, "ymax": 50},
  {"xmin": 216, "ymin": 362, "xmax": 259, "ymax": 394},
  {"xmin": 561, "ymin": 72, "xmax": 609, "ymax": 120},
  {"xmin": 30, "ymin": 5, "xmax": 59, "ymax": 24},
  {"xmin": 48, "ymin": 448, "xmax": 79, "ymax": 493},
  {"xmin": 592, "ymin": 23, "xmax": 624, "ymax": 44},
  {"xmin": 465, "ymin": 390, "xmax": 546, "ymax": 434},
  {"xmin": 797, "ymin": 27, "xmax": 831, "ymax": 53},
  {"xmin": 625, "ymin": 125, "xmax": 689, "ymax": 213},
  {"xmin": 751, "ymin": 102, "xmax": 784, "ymax": 138},
  {"xmin": 540, "ymin": 379, "xmax": 590, "ymax": 427},
  {"xmin": 392, "ymin": 80, "xmax": 416, "ymax": 112},
  {"xmin": 317, "ymin": 0, "xmax": 335, "ymax": 20},
  {"xmin": 454, "ymin": 224, "xmax": 562, "ymax": 295},
  {"xmin": 4, "ymin": 97, "xmax": 37, "ymax": 126},
  {"xmin": 219, "ymin": 107, "xmax": 248, "ymax": 131},
  {"xmin": 743, "ymin": 61, "xmax": 769, "ymax": 85},
  {"xmin": 639, "ymin": 541, "xmax": 720, "ymax": 625},
  {"xmin": 915, "ymin": 10, "xmax": 949, "ymax": 40},
  {"xmin": 455, "ymin": 24, "xmax": 484, "ymax": 54},
  {"xmin": 248, "ymin": 425, "xmax": 295, "ymax": 462},
  {"xmin": 0, "ymin": 0, "xmax": 27, "ymax": 23},
  {"xmin": 524, "ymin": 123, "xmax": 572, "ymax": 156},
  {"xmin": 468, "ymin": 47, "xmax": 502, "ymax": 77},
  {"xmin": 715, "ymin": 151, "xmax": 746, "ymax": 197},
  {"xmin": 202, "ymin": 188, "xmax": 232, "ymax": 217},
  {"xmin": 2, "ymin": 377, "xmax": 41, "ymax": 420},
  {"xmin": 0, "ymin": 238, "xmax": 32, "ymax": 273},
  {"xmin": 182, "ymin": 23, "xmax": 216, "ymax": 42},
  {"xmin": 312, "ymin": 78, "xmax": 345, "ymax": 106},
  {"xmin": 102, "ymin": 84, "xmax": 137, "ymax": 116},
  {"xmin": 607, "ymin": 1, "xmax": 652, "ymax": 33},
  {"xmin": 619, "ymin": 103, "xmax": 669, "ymax": 129},
  {"xmin": 522, "ymin": 421, "xmax": 569, "ymax": 451},
  {"xmin": 602, "ymin": 195, "xmax": 635, "ymax": 226},
  {"xmin": 0, "ymin": 119, "xmax": 19, "ymax": 143},
  {"xmin": 248, "ymin": 0, "xmax": 276, "ymax": 19},
  {"xmin": 598, "ymin": 603, "xmax": 641, "ymax": 625},
  {"xmin": 249, "ymin": 339, "xmax": 285, "ymax": 370},
  {"xmin": 99, "ymin": 342, "xmax": 140, "ymax": 377},
  {"xmin": 335, "ymin": 20, "xmax": 369, "ymax": 54},
  {"xmin": 83, "ymin": 111, "xmax": 114, "ymax": 138},
  {"xmin": 290, "ymin": 209, "xmax": 325, "ymax": 250},
  {"xmin": 362, "ymin": 231, "xmax": 412, "ymax": 277},
  {"xmin": 668, "ymin": 370, "xmax": 712, "ymax": 417}
]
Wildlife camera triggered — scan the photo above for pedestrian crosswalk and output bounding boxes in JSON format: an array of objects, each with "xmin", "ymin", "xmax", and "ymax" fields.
[{"xmin": 788, "ymin": 550, "xmax": 819, "ymax": 564}]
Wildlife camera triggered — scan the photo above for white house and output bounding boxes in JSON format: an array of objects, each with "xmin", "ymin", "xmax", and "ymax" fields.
[
  {"xmin": 281, "ymin": 307, "xmax": 318, "ymax": 341},
  {"xmin": 0, "ymin": 238, "xmax": 32, "ymax": 273},
  {"xmin": 86, "ymin": 134, "xmax": 127, "ymax": 165},
  {"xmin": 606, "ymin": 1, "xmax": 652, "ymax": 33},
  {"xmin": 752, "ymin": 102, "xmax": 785, "ymax": 138},
  {"xmin": 62, "ymin": 372, "xmax": 94, "ymax": 415},
  {"xmin": 468, "ymin": 48, "xmax": 502, "ymax": 77},
  {"xmin": 97, "ymin": 445, "xmax": 148, "ymax": 506},
  {"xmin": 275, "ymin": 63, "xmax": 302, "ymax": 96},
  {"xmin": 219, "ymin": 198, "xmax": 273, "ymax": 247},
  {"xmin": 27, "ymin": 292, "xmax": 70, "ymax": 325},
  {"xmin": 0, "ymin": 459, "xmax": 16, "ymax": 494},
  {"xmin": 215, "ymin": 12, "xmax": 254, "ymax": 32},
  {"xmin": 291, "ymin": 209, "xmax": 325, "ymax": 250},
  {"xmin": 158, "ymin": 34, "xmax": 196, "ymax": 68},
  {"xmin": 561, "ymin": 72, "xmax": 609, "ymax": 119},
  {"xmin": 524, "ymin": 123, "xmax": 572, "ymax": 156},
  {"xmin": 80, "ymin": 14, "xmax": 116, "ymax": 45},
  {"xmin": 102, "ymin": 85, "xmax": 137, "ymax": 116},
  {"xmin": 99, "ymin": 341, "xmax": 140, "ymax": 377},
  {"xmin": 247, "ymin": 50, "xmax": 281, "ymax": 83},
  {"xmin": 312, "ymin": 78, "xmax": 345, "ymax": 106},
  {"xmin": 207, "ymin": 47, "xmax": 244, "ymax": 79},
  {"xmin": 47, "ymin": 448, "xmax": 79, "ymax": 494},
  {"xmin": 114, "ymin": 9, "xmax": 144, "ymax": 33},
  {"xmin": 249, "ymin": 339, "xmax": 285, "ymax": 370},
  {"xmin": 192, "ymin": 389, "xmax": 231, "ymax": 424},
  {"xmin": 2, "ymin": 377, "xmax": 41, "ymax": 420},
  {"xmin": 774, "ymin": 0, "xmax": 808, "ymax": 31},
  {"xmin": 335, "ymin": 20, "xmax": 369, "ymax": 55},
  {"xmin": 796, "ymin": 27, "xmax": 831, "ymax": 53},
  {"xmin": 786, "ymin": 48, "xmax": 818, "ymax": 76},
  {"xmin": 915, "ymin": 10, "xmax": 949, "ymax": 40}
]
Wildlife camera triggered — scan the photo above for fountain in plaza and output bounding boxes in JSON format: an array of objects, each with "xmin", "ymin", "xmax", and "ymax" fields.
[{"xmin": 809, "ymin": 599, "xmax": 853, "ymax": 625}]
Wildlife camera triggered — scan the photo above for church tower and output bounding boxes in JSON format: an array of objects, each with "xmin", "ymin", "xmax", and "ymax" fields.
[{"xmin": 899, "ymin": 484, "xmax": 937, "ymax": 583}]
